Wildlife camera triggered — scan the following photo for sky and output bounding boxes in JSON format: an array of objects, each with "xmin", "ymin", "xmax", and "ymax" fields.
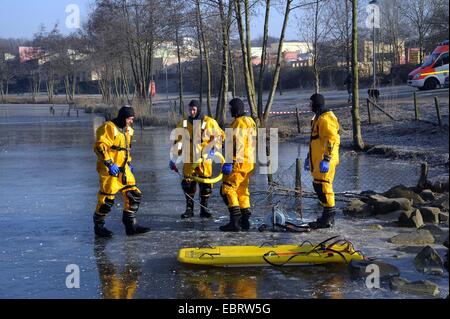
[
  {"xmin": 0, "ymin": 0, "xmax": 300, "ymax": 41},
  {"xmin": 0, "ymin": 0, "xmax": 93, "ymax": 39}
]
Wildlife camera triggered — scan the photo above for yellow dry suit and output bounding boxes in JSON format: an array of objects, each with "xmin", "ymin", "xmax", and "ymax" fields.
[
  {"xmin": 309, "ymin": 111, "xmax": 340, "ymax": 208},
  {"xmin": 174, "ymin": 115, "xmax": 225, "ymax": 217},
  {"xmin": 220, "ymin": 116, "xmax": 257, "ymax": 209},
  {"xmin": 94, "ymin": 121, "xmax": 140, "ymax": 217}
]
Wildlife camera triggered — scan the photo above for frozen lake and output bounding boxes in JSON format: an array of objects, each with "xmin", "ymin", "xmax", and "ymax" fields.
[{"xmin": 0, "ymin": 104, "xmax": 447, "ymax": 299}]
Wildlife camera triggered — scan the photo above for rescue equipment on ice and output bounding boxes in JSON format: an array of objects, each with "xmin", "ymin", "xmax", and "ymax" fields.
[
  {"xmin": 258, "ymin": 208, "xmax": 311, "ymax": 233},
  {"xmin": 177, "ymin": 236, "xmax": 365, "ymax": 267},
  {"xmin": 183, "ymin": 151, "xmax": 226, "ymax": 185}
]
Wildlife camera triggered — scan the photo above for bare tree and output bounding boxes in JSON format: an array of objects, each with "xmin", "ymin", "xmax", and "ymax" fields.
[
  {"xmin": 215, "ymin": 0, "xmax": 233, "ymax": 126},
  {"xmin": 195, "ymin": 0, "xmax": 213, "ymax": 116},
  {"xmin": 117, "ymin": 0, "xmax": 170, "ymax": 113},
  {"xmin": 328, "ymin": 0, "xmax": 352, "ymax": 72},
  {"xmin": 351, "ymin": 0, "xmax": 364, "ymax": 151},
  {"xmin": 0, "ymin": 40, "xmax": 17, "ymax": 103},
  {"xmin": 400, "ymin": 0, "xmax": 434, "ymax": 61},
  {"xmin": 234, "ymin": 0, "xmax": 293, "ymax": 127},
  {"xmin": 298, "ymin": 0, "xmax": 334, "ymax": 93}
]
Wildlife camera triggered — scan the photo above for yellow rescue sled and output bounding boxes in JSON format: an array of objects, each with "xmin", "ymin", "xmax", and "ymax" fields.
[{"xmin": 177, "ymin": 236, "xmax": 365, "ymax": 267}]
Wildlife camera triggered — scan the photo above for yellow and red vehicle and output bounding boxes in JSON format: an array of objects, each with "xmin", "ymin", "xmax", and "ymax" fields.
[{"xmin": 408, "ymin": 40, "xmax": 449, "ymax": 90}]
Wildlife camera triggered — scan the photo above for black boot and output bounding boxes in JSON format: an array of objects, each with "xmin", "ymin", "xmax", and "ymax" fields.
[
  {"xmin": 122, "ymin": 212, "xmax": 150, "ymax": 236},
  {"xmin": 181, "ymin": 194, "xmax": 194, "ymax": 219},
  {"xmin": 200, "ymin": 196, "xmax": 212, "ymax": 218},
  {"xmin": 93, "ymin": 213, "xmax": 113, "ymax": 238},
  {"xmin": 219, "ymin": 207, "xmax": 242, "ymax": 232},
  {"xmin": 308, "ymin": 207, "xmax": 336, "ymax": 229},
  {"xmin": 240, "ymin": 208, "xmax": 251, "ymax": 230}
]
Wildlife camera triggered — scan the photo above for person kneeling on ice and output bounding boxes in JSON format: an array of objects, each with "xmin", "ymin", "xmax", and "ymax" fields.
[
  {"xmin": 304, "ymin": 94, "xmax": 340, "ymax": 229},
  {"xmin": 219, "ymin": 98, "xmax": 257, "ymax": 232},
  {"xmin": 93, "ymin": 105, "xmax": 150, "ymax": 237},
  {"xmin": 169, "ymin": 100, "xmax": 225, "ymax": 219}
]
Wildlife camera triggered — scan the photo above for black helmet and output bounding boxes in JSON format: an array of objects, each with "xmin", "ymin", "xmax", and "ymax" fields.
[
  {"xmin": 113, "ymin": 105, "xmax": 135, "ymax": 128},
  {"xmin": 229, "ymin": 98, "xmax": 245, "ymax": 118},
  {"xmin": 309, "ymin": 94, "xmax": 325, "ymax": 114}
]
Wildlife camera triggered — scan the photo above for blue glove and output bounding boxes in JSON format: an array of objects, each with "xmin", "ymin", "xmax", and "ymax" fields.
[
  {"xmin": 128, "ymin": 163, "xmax": 134, "ymax": 174},
  {"xmin": 320, "ymin": 160, "xmax": 330, "ymax": 173},
  {"xmin": 169, "ymin": 160, "xmax": 178, "ymax": 172},
  {"xmin": 104, "ymin": 160, "xmax": 120, "ymax": 176},
  {"xmin": 208, "ymin": 148, "xmax": 215, "ymax": 158},
  {"xmin": 304, "ymin": 154, "xmax": 310, "ymax": 171},
  {"xmin": 222, "ymin": 163, "xmax": 233, "ymax": 175}
]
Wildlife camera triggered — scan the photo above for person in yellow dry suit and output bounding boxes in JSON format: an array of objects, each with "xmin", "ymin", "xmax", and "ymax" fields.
[
  {"xmin": 219, "ymin": 98, "xmax": 257, "ymax": 232},
  {"xmin": 93, "ymin": 105, "xmax": 150, "ymax": 237},
  {"xmin": 304, "ymin": 94, "xmax": 340, "ymax": 229},
  {"xmin": 169, "ymin": 100, "xmax": 225, "ymax": 219}
]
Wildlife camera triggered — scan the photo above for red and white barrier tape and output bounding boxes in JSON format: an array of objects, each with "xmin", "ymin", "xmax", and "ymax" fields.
[{"xmin": 269, "ymin": 105, "xmax": 352, "ymax": 115}]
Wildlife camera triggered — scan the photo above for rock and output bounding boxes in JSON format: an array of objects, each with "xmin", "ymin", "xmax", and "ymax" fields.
[
  {"xmin": 344, "ymin": 199, "xmax": 371, "ymax": 216},
  {"xmin": 428, "ymin": 193, "xmax": 449, "ymax": 211},
  {"xmin": 439, "ymin": 212, "xmax": 449, "ymax": 223},
  {"xmin": 349, "ymin": 260, "xmax": 400, "ymax": 279},
  {"xmin": 359, "ymin": 190, "xmax": 378, "ymax": 200},
  {"xmin": 414, "ymin": 246, "xmax": 444, "ymax": 275},
  {"xmin": 367, "ymin": 195, "xmax": 412, "ymax": 215},
  {"xmin": 375, "ymin": 210, "xmax": 405, "ymax": 222},
  {"xmin": 367, "ymin": 224, "xmax": 384, "ymax": 230},
  {"xmin": 383, "ymin": 185, "xmax": 425, "ymax": 205},
  {"xmin": 389, "ymin": 229, "xmax": 435, "ymax": 245},
  {"xmin": 390, "ymin": 277, "xmax": 440, "ymax": 297},
  {"xmin": 428, "ymin": 175, "xmax": 449, "ymax": 193},
  {"xmin": 419, "ymin": 225, "xmax": 448, "ymax": 243},
  {"xmin": 420, "ymin": 189, "xmax": 436, "ymax": 202},
  {"xmin": 395, "ymin": 246, "xmax": 424, "ymax": 254},
  {"xmin": 398, "ymin": 209, "xmax": 424, "ymax": 228},
  {"xmin": 419, "ymin": 207, "xmax": 441, "ymax": 224}
]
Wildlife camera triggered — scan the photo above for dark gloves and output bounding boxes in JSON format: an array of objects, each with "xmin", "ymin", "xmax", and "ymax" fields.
[
  {"xmin": 319, "ymin": 159, "xmax": 330, "ymax": 173},
  {"xmin": 104, "ymin": 160, "xmax": 120, "ymax": 176},
  {"xmin": 222, "ymin": 163, "xmax": 233, "ymax": 175},
  {"xmin": 169, "ymin": 160, "xmax": 178, "ymax": 173}
]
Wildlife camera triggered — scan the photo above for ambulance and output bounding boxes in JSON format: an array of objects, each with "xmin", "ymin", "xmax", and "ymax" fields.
[{"xmin": 408, "ymin": 40, "xmax": 449, "ymax": 90}]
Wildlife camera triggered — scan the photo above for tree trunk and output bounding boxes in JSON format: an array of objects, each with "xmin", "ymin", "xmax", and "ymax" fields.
[
  {"xmin": 197, "ymin": 0, "xmax": 212, "ymax": 116},
  {"xmin": 258, "ymin": 0, "xmax": 271, "ymax": 119},
  {"xmin": 345, "ymin": 0, "xmax": 350, "ymax": 72},
  {"xmin": 215, "ymin": 0, "xmax": 232, "ymax": 126},
  {"xmin": 195, "ymin": 0, "xmax": 203, "ymax": 105},
  {"xmin": 229, "ymin": 45, "xmax": 236, "ymax": 98},
  {"xmin": 176, "ymin": 27, "xmax": 184, "ymax": 117},
  {"xmin": 46, "ymin": 77, "xmax": 54, "ymax": 104},
  {"xmin": 0, "ymin": 80, "xmax": 4, "ymax": 103},
  {"xmin": 312, "ymin": 0, "xmax": 320, "ymax": 94},
  {"xmin": 234, "ymin": 0, "xmax": 257, "ymax": 120},
  {"xmin": 262, "ymin": 0, "xmax": 292, "ymax": 125},
  {"xmin": 351, "ymin": 0, "xmax": 364, "ymax": 151}
]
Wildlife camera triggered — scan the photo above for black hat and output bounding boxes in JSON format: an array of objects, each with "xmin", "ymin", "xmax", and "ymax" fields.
[
  {"xmin": 309, "ymin": 93, "xmax": 325, "ymax": 114},
  {"xmin": 113, "ymin": 105, "xmax": 135, "ymax": 128},
  {"xmin": 229, "ymin": 98, "xmax": 245, "ymax": 118},
  {"xmin": 188, "ymin": 100, "xmax": 200, "ymax": 108}
]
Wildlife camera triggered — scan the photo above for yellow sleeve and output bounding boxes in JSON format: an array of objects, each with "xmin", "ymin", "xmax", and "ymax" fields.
[
  {"xmin": 201, "ymin": 117, "xmax": 225, "ymax": 151},
  {"xmin": 319, "ymin": 114, "xmax": 339, "ymax": 161},
  {"xmin": 94, "ymin": 122, "xmax": 116, "ymax": 162}
]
